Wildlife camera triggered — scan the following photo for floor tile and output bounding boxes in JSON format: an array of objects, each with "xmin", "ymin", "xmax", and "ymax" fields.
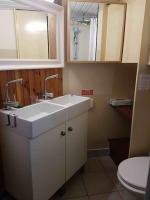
[
  {"xmin": 51, "ymin": 194, "xmax": 89, "ymax": 200},
  {"xmin": 109, "ymin": 173, "xmax": 125, "ymax": 191},
  {"xmin": 119, "ymin": 190, "xmax": 144, "ymax": 200},
  {"xmin": 0, "ymin": 192, "xmax": 15, "ymax": 200},
  {"xmin": 67, "ymin": 197, "xmax": 89, "ymax": 200},
  {"xmin": 1, "ymin": 156, "xmax": 129, "ymax": 200},
  {"xmin": 85, "ymin": 158, "xmax": 106, "ymax": 174},
  {"xmin": 60, "ymin": 173, "xmax": 87, "ymax": 199},
  {"xmin": 99, "ymin": 156, "xmax": 117, "ymax": 175},
  {"xmin": 89, "ymin": 192, "xmax": 121, "ymax": 200},
  {"xmin": 82, "ymin": 172, "xmax": 117, "ymax": 196}
]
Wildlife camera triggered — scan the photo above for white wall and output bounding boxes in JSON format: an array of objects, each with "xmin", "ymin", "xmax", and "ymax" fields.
[
  {"xmin": 129, "ymin": 0, "xmax": 150, "ymax": 156},
  {"xmin": 63, "ymin": 63, "xmax": 137, "ymax": 149}
]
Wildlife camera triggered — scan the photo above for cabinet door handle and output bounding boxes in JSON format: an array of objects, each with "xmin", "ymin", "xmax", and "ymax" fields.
[
  {"xmin": 60, "ymin": 131, "xmax": 66, "ymax": 136},
  {"xmin": 68, "ymin": 127, "xmax": 73, "ymax": 132}
]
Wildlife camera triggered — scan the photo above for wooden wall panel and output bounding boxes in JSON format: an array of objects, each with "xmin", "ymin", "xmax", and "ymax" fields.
[{"xmin": 0, "ymin": 68, "xmax": 63, "ymax": 108}]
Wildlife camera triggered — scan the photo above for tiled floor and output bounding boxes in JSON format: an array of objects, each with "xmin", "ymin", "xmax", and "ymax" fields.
[
  {"xmin": 51, "ymin": 156, "xmax": 140, "ymax": 200},
  {"xmin": 1, "ymin": 156, "xmax": 141, "ymax": 200}
]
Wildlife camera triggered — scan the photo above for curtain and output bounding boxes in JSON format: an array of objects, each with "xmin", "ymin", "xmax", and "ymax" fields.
[{"xmin": 89, "ymin": 18, "xmax": 98, "ymax": 61}]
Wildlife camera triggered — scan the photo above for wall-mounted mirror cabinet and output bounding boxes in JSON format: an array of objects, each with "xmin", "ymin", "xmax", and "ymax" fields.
[
  {"xmin": 67, "ymin": 0, "xmax": 126, "ymax": 63},
  {"xmin": 0, "ymin": 0, "xmax": 64, "ymax": 70}
]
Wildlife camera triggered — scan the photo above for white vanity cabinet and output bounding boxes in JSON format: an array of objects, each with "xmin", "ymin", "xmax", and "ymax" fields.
[
  {"xmin": 0, "ymin": 95, "xmax": 90, "ymax": 200},
  {"xmin": 1, "ymin": 123, "xmax": 66, "ymax": 200},
  {"xmin": 66, "ymin": 113, "xmax": 88, "ymax": 180}
]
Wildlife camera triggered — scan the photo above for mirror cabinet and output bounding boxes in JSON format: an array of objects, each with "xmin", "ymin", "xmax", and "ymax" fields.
[
  {"xmin": 0, "ymin": 10, "xmax": 57, "ymax": 60},
  {"xmin": 0, "ymin": 0, "xmax": 64, "ymax": 70},
  {"xmin": 67, "ymin": 0, "xmax": 126, "ymax": 63}
]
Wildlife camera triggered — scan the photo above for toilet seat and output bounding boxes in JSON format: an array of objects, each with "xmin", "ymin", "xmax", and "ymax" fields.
[{"xmin": 117, "ymin": 157, "xmax": 150, "ymax": 194}]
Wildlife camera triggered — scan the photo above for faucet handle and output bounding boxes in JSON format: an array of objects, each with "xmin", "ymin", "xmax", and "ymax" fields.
[
  {"xmin": 43, "ymin": 92, "xmax": 54, "ymax": 100},
  {"xmin": 48, "ymin": 93, "xmax": 54, "ymax": 98}
]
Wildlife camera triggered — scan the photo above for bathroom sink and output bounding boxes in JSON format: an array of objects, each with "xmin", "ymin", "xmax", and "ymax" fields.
[
  {"xmin": 0, "ymin": 96, "xmax": 90, "ymax": 138},
  {"xmin": 12, "ymin": 102, "xmax": 64, "ymax": 121},
  {"xmin": 50, "ymin": 95, "xmax": 90, "ymax": 120},
  {"xmin": 50, "ymin": 94, "xmax": 88, "ymax": 106},
  {"xmin": 0, "ymin": 102, "xmax": 66, "ymax": 138}
]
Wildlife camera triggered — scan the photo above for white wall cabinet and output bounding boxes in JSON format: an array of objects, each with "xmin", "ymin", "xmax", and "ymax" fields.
[{"xmin": 66, "ymin": 113, "xmax": 88, "ymax": 180}]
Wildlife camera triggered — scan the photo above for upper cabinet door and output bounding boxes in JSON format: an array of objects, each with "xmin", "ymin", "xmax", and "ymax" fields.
[
  {"xmin": 67, "ymin": 0, "xmax": 126, "ymax": 63},
  {"xmin": 0, "ymin": 0, "xmax": 64, "ymax": 70},
  {"xmin": 104, "ymin": 4, "xmax": 125, "ymax": 62},
  {"xmin": 122, "ymin": 0, "xmax": 146, "ymax": 63}
]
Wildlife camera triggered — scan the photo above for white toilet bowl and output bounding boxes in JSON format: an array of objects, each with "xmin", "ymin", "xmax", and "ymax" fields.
[{"xmin": 117, "ymin": 157, "xmax": 150, "ymax": 200}]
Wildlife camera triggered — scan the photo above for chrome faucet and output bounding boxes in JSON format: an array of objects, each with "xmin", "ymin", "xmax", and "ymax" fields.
[
  {"xmin": 43, "ymin": 74, "xmax": 58, "ymax": 100},
  {"xmin": 3, "ymin": 78, "xmax": 23, "ymax": 110}
]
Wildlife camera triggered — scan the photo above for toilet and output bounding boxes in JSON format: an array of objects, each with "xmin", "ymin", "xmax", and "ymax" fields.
[{"xmin": 117, "ymin": 157, "xmax": 150, "ymax": 200}]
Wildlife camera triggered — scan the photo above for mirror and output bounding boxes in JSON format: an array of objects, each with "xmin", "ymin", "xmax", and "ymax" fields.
[
  {"xmin": 0, "ymin": 9, "xmax": 56, "ymax": 60},
  {"xmin": 0, "ymin": 0, "xmax": 64, "ymax": 70},
  {"xmin": 68, "ymin": 0, "xmax": 126, "ymax": 62}
]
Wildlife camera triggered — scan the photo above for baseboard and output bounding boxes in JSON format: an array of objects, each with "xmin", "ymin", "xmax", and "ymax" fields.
[{"xmin": 88, "ymin": 148, "xmax": 110, "ymax": 158}]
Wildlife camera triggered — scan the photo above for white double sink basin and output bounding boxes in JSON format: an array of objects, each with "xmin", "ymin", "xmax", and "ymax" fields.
[{"xmin": 0, "ymin": 95, "xmax": 90, "ymax": 139}]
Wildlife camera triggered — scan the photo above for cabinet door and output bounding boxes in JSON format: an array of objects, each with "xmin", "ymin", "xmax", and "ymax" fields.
[
  {"xmin": 105, "ymin": 4, "xmax": 125, "ymax": 61},
  {"xmin": 122, "ymin": 0, "xmax": 146, "ymax": 63},
  {"xmin": 66, "ymin": 113, "xmax": 88, "ymax": 180},
  {"xmin": 31, "ymin": 124, "xmax": 66, "ymax": 200}
]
